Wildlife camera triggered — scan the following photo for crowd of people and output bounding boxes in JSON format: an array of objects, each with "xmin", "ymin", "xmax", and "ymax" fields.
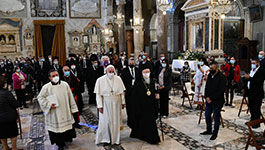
[{"xmin": 0, "ymin": 50, "xmax": 264, "ymax": 149}]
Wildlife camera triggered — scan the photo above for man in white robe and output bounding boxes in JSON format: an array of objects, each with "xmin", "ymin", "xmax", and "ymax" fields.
[
  {"xmin": 94, "ymin": 65, "xmax": 126, "ymax": 146},
  {"xmin": 192, "ymin": 59, "xmax": 210, "ymax": 104},
  {"xmin": 37, "ymin": 69, "xmax": 78, "ymax": 150}
]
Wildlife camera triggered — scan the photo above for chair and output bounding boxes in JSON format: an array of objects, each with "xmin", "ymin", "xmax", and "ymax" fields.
[
  {"xmin": 198, "ymin": 98, "xmax": 225, "ymax": 128},
  {"xmin": 238, "ymin": 96, "xmax": 249, "ymax": 117},
  {"xmin": 182, "ymin": 82, "xmax": 194, "ymax": 108},
  {"xmin": 245, "ymin": 119, "xmax": 265, "ymax": 150},
  {"xmin": 17, "ymin": 109, "xmax": 22, "ymax": 139}
]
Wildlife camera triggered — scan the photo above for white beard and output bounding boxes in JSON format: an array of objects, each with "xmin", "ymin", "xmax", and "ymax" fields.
[{"xmin": 144, "ymin": 78, "xmax": 150, "ymax": 84}]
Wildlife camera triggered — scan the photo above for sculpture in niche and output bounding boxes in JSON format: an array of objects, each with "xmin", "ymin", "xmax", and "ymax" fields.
[
  {"xmin": 83, "ymin": 19, "xmax": 104, "ymax": 54},
  {"xmin": 0, "ymin": 35, "xmax": 6, "ymax": 45},
  {"xmin": 68, "ymin": 30, "xmax": 85, "ymax": 55},
  {"xmin": 8, "ymin": 35, "xmax": 15, "ymax": 45}
]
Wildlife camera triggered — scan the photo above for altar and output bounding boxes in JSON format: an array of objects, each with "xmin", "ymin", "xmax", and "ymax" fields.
[{"xmin": 172, "ymin": 59, "xmax": 198, "ymax": 72}]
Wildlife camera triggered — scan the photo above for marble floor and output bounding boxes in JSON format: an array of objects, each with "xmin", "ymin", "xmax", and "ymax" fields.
[{"xmin": 1, "ymin": 91, "xmax": 264, "ymax": 150}]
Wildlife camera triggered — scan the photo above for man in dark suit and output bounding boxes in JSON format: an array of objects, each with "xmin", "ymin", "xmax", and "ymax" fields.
[
  {"xmin": 34, "ymin": 56, "xmax": 50, "ymax": 92},
  {"xmin": 87, "ymin": 54, "xmax": 104, "ymax": 105},
  {"xmin": 201, "ymin": 61, "xmax": 226, "ymax": 140},
  {"xmin": 244, "ymin": 59, "xmax": 265, "ymax": 128},
  {"xmin": 153, "ymin": 53, "xmax": 165, "ymax": 80},
  {"xmin": 258, "ymin": 51, "xmax": 265, "ymax": 69},
  {"xmin": 117, "ymin": 54, "xmax": 128, "ymax": 75},
  {"xmin": 120, "ymin": 57, "xmax": 139, "ymax": 128}
]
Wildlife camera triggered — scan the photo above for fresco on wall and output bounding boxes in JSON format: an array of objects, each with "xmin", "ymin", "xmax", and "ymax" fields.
[
  {"xmin": 69, "ymin": 0, "xmax": 101, "ymax": 18},
  {"xmin": 0, "ymin": 0, "xmax": 27, "ymax": 18},
  {"xmin": 30, "ymin": 0, "xmax": 66, "ymax": 17}
]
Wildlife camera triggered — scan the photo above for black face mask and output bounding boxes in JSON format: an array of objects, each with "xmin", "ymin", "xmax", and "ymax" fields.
[
  {"xmin": 129, "ymin": 64, "xmax": 134, "ymax": 68},
  {"xmin": 210, "ymin": 70, "xmax": 216, "ymax": 74}
]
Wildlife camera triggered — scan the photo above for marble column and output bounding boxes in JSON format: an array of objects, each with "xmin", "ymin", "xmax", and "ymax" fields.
[
  {"xmin": 133, "ymin": 0, "xmax": 144, "ymax": 59},
  {"xmin": 117, "ymin": 4, "xmax": 126, "ymax": 53},
  {"xmin": 157, "ymin": 9, "xmax": 167, "ymax": 56}
]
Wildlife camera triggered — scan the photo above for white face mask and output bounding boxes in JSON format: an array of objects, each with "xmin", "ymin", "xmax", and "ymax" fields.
[
  {"xmin": 52, "ymin": 76, "xmax": 60, "ymax": 83},
  {"xmin": 199, "ymin": 61, "xmax": 204, "ymax": 66},
  {"xmin": 142, "ymin": 72, "xmax": 150, "ymax": 79},
  {"xmin": 3, "ymin": 83, "xmax": 7, "ymax": 89},
  {"xmin": 71, "ymin": 65, "xmax": 76, "ymax": 70},
  {"xmin": 54, "ymin": 61, "xmax": 58, "ymax": 65},
  {"xmin": 107, "ymin": 73, "xmax": 114, "ymax": 79}
]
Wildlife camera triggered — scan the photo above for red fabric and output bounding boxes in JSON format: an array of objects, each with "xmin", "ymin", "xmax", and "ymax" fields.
[
  {"xmin": 222, "ymin": 63, "xmax": 241, "ymax": 82},
  {"xmin": 12, "ymin": 72, "xmax": 27, "ymax": 90}
]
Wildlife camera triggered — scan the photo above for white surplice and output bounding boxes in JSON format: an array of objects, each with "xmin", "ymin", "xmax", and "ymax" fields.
[
  {"xmin": 94, "ymin": 75, "xmax": 126, "ymax": 145},
  {"xmin": 37, "ymin": 81, "xmax": 78, "ymax": 133},
  {"xmin": 193, "ymin": 65, "xmax": 209, "ymax": 101}
]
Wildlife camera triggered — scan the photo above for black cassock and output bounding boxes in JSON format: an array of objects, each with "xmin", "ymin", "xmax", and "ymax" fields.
[{"xmin": 129, "ymin": 78, "xmax": 160, "ymax": 144}]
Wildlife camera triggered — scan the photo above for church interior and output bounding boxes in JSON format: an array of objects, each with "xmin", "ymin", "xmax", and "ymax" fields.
[{"xmin": 1, "ymin": 0, "xmax": 265, "ymax": 150}]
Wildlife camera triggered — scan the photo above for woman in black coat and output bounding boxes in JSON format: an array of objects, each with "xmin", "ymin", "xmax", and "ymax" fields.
[
  {"xmin": 0, "ymin": 76, "xmax": 19, "ymax": 150},
  {"xmin": 157, "ymin": 59, "xmax": 172, "ymax": 117}
]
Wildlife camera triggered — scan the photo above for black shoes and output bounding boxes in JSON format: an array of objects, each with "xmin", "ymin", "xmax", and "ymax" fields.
[
  {"xmin": 200, "ymin": 131, "xmax": 217, "ymax": 140},
  {"xmin": 73, "ymin": 123, "xmax": 82, "ymax": 129},
  {"xmin": 200, "ymin": 131, "xmax": 212, "ymax": 135},
  {"xmin": 210, "ymin": 134, "xmax": 217, "ymax": 140}
]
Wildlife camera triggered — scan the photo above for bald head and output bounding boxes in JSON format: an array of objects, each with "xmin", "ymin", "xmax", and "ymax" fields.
[{"xmin": 63, "ymin": 66, "xmax": 70, "ymax": 72}]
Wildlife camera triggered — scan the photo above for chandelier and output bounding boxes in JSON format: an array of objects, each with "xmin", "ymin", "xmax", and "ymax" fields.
[
  {"xmin": 113, "ymin": 12, "xmax": 125, "ymax": 28},
  {"xmin": 102, "ymin": 23, "xmax": 113, "ymax": 42},
  {"xmin": 157, "ymin": 0, "xmax": 173, "ymax": 15},
  {"xmin": 210, "ymin": 0, "xmax": 235, "ymax": 19},
  {"xmin": 130, "ymin": 17, "xmax": 144, "ymax": 34}
]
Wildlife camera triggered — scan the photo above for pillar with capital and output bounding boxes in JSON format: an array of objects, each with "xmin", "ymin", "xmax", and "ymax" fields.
[
  {"xmin": 115, "ymin": 1, "xmax": 126, "ymax": 54},
  {"xmin": 132, "ymin": 0, "xmax": 144, "ymax": 59},
  {"xmin": 156, "ymin": 9, "xmax": 167, "ymax": 56}
]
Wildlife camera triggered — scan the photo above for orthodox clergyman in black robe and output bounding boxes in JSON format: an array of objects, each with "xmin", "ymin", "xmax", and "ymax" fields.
[{"xmin": 129, "ymin": 65, "xmax": 160, "ymax": 144}]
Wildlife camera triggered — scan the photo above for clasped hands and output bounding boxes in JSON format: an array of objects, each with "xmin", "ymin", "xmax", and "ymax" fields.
[{"xmin": 99, "ymin": 104, "xmax": 125, "ymax": 114}]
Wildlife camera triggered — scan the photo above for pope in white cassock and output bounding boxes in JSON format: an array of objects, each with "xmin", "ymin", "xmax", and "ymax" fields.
[
  {"xmin": 37, "ymin": 69, "xmax": 79, "ymax": 150},
  {"xmin": 94, "ymin": 65, "xmax": 126, "ymax": 146}
]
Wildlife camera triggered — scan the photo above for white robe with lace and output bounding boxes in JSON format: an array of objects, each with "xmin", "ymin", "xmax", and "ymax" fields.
[
  {"xmin": 37, "ymin": 81, "xmax": 78, "ymax": 133},
  {"xmin": 94, "ymin": 75, "xmax": 126, "ymax": 145}
]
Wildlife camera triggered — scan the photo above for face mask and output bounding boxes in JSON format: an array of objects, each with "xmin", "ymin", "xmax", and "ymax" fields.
[
  {"xmin": 129, "ymin": 64, "xmax": 134, "ymax": 68},
  {"xmin": 184, "ymin": 65, "xmax": 188, "ymax": 68},
  {"xmin": 93, "ymin": 63, "xmax": 98, "ymax": 67},
  {"xmin": 16, "ymin": 69, "xmax": 20, "ymax": 72},
  {"xmin": 3, "ymin": 83, "xmax": 7, "ymax": 89},
  {"xmin": 162, "ymin": 63, "xmax": 167, "ymax": 68},
  {"xmin": 104, "ymin": 61, "xmax": 109, "ymax": 67},
  {"xmin": 40, "ymin": 59, "xmax": 45, "ymax": 62},
  {"xmin": 199, "ymin": 61, "xmax": 204, "ymax": 66},
  {"xmin": 49, "ymin": 58, "xmax": 52, "ymax": 61},
  {"xmin": 121, "ymin": 57, "xmax": 125, "ymax": 60},
  {"xmin": 71, "ymin": 65, "xmax": 76, "ymax": 70},
  {"xmin": 107, "ymin": 73, "xmax": 114, "ymax": 79},
  {"xmin": 230, "ymin": 60, "xmax": 235, "ymax": 64},
  {"xmin": 161, "ymin": 57, "xmax": 165, "ymax": 60},
  {"xmin": 52, "ymin": 76, "xmax": 60, "ymax": 83},
  {"xmin": 64, "ymin": 71, "xmax": 70, "ymax": 77},
  {"xmin": 251, "ymin": 64, "xmax": 257, "ymax": 70},
  {"xmin": 142, "ymin": 56, "xmax": 146, "ymax": 60},
  {"xmin": 54, "ymin": 61, "xmax": 58, "ymax": 65},
  {"xmin": 258, "ymin": 54, "xmax": 263, "ymax": 59},
  {"xmin": 142, "ymin": 72, "xmax": 150, "ymax": 79},
  {"xmin": 210, "ymin": 70, "xmax": 216, "ymax": 74}
]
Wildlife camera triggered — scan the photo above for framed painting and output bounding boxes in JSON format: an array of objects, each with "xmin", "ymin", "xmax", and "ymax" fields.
[
  {"xmin": 30, "ymin": 0, "xmax": 66, "ymax": 17},
  {"xmin": 69, "ymin": 0, "xmax": 101, "ymax": 19},
  {"xmin": 249, "ymin": 5, "xmax": 263, "ymax": 23}
]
